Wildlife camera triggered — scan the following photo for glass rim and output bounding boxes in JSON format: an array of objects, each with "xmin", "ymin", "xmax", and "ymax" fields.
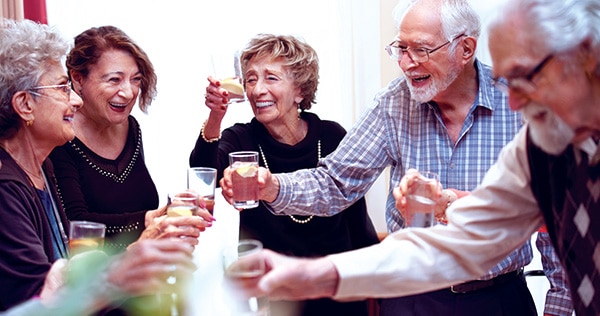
[
  {"xmin": 70, "ymin": 220, "xmax": 106, "ymax": 228},
  {"xmin": 228, "ymin": 151, "xmax": 259, "ymax": 157},
  {"xmin": 188, "ymin": 167, "xmax": 217, "ymax": 172}
]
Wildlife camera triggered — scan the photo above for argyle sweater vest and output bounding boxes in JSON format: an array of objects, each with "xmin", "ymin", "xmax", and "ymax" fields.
[{"xmin": 527, "ymin": 129, "xmax": 600, "ymax": 315}]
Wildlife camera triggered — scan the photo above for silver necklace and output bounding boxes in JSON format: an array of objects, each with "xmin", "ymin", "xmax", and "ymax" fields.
[{"xmin": 257, "ymin": 139, "xmax": 321, "ymax": 224}]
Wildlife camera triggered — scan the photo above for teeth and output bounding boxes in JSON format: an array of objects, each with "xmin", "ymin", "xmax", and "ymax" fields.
[
  {"xmin": 256, "ymin": 101, "xmax": 274, "ymax": 108},
  {"xmin": 413, "ymin": 75, "xmax": 429, "ymax": 82},
  {"xmin": 109, "ymin": 102, "xmax": 127, "ymax": 108},
  {"xmin": 64, "ymin": 117, "xmax": 73, "ymax": 122}
]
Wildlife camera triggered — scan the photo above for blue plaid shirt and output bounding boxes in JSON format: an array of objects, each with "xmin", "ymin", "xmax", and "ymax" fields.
[{"xmin": 271, "ymin": 60, "xmax": 572, "ymax": 314}]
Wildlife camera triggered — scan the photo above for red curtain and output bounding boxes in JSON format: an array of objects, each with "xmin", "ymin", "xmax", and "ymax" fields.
[{"xmin": 23, "ymin": 0, "xmax": 46, "ymax": 24}]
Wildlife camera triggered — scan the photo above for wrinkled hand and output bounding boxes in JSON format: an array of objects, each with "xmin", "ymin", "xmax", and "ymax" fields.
[
  {"xmin": 220, "ymin": 166, "xmax": 280, "ymax": 208},
  {"xmin": 140, "ymin": 204, "xmax": 215, "ymax": 246},
  {"xmin": 205, "ymin": 76, "xmax": 230, "ymax": 113},
  {"xmin": 39, "ymin": 258, "xmax": 69, "ymax": 303},
  {"xmin": 107, "ymin": 239, "xmax": 196, "ymax": 296},
  {"xmin": 394, "ymin": 169, "xmax": 445, "ymax": 222},
  {"xmin": 226, "ymin": 249, "xmax": 339, "ymax": 301}
]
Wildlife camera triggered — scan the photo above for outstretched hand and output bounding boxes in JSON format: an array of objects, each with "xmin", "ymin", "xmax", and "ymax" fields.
[{"xmin": 225, "ymin": 249, "xmax": 339, "ymax": 301}]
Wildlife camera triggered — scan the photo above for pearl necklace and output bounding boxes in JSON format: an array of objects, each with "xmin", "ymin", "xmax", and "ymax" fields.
[{"xmin": 257, "ymin": 139, "xmax": 321, "ymax": 224}]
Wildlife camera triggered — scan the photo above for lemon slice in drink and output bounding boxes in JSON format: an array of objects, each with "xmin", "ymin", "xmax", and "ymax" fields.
[
  {"xmin": 220, "ymin": 78, "xmax": 244, "ymax": 96},
  {"xmin": 71, "ymin": 239, "xmax": 99, "ymax": 249},
  {"xmin": 167, "ymin": 206, "xmax": 194, "ymax": 217},
  {"xmin": 236, "ymin": 165, "xmax": 258, "ymax": 178}
]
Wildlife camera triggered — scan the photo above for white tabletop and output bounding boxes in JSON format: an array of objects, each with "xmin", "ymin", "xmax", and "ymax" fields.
[{"xmin": 185, "ymin": 188, "xmax": 241, "ymax": 315}]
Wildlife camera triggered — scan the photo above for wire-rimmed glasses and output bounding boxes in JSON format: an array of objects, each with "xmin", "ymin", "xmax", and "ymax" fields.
[
  {"xmin": 491, "ymin": 54, "xmax": 554, "ymax": 95},
  {"xmin": 27, "ymin": 82, "xmax": 72, "ymax": 100},
  {"xmin": 385, "ymin": 34, "xmax": 466, "ymax": 63}
]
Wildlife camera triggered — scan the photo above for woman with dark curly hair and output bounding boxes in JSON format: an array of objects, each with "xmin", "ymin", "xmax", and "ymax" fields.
[{"xmin": 50, "ymin": 26, "xmax": 213, "ymax": 253}]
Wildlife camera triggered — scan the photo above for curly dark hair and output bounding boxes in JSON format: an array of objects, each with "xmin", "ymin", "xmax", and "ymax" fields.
[{"xmin": 66, "ymin": 25, "xmax": 157, "ymax": 113}]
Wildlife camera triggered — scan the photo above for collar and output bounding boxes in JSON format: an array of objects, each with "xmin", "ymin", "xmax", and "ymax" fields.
[{"xmin": 577, "ymin": 137, "xmax": 600, "ymax": 165}]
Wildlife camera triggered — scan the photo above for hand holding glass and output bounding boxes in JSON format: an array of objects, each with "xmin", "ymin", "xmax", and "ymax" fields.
[
  {"xmin": 69, "ymin": 221, "xmax": 106, "ymax": 256},
  {"xmin": 211, "ymin": 50, "xmax": 245, "ymax": 104},
  {"xmin": 167, "ymin": 191, "xmax": 200, "ymax": 217},
  {"xmin": 229, "ymin": 151, "xmax": 259, "ymax": 209},
  {"xmin": 404, "ymin": 171, "xmax": 441, "ymax": 228}
]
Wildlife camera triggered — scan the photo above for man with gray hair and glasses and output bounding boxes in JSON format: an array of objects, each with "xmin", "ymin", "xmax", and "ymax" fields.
[
  {"xmin": 221, "ymin": 0, "xmax": 600, "ymax": 313},
  {"xmin": 221, "ymin": 0, "xmax": 572, "ymax": 315}
]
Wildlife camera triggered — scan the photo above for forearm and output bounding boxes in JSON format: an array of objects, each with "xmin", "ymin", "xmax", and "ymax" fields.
[{"xmin": 203, "ymin": 112, "xmax": 224, "ymax": 139}]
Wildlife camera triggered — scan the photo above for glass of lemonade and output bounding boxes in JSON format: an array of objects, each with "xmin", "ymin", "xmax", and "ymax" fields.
[
  {"xmin": 210, "ymin": 50, "xmax": 245, "ymax": 104},
  {"xmin": 69, "ymin": 220, "xmax": 106, "ymax": 256},
  {"xmin": 167, "ymin": 191, "xmax": 200, "ymax": 217},
  {"xmin": 404, "ymin": 171, "xmax": 441, "ymax": 228},
  {"xmin": 228, "ymin": 151, "xmax": 259, "ymax": 209}
]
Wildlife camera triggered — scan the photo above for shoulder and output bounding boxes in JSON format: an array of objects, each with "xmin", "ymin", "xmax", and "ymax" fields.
[
  {"xmin": 49, "ymin": 141, "xmax": 75, "ymax": 161},
  {"xmin": 128, "ymin": 115, "xmax": 142, "ymax": 135},
  {"xmin": 225, "ymin": 121, "xmax": 254, "ymax": 136},
  {"xmin": 0, "ymin": 150, "xmax": 29, "ymax": 186},
  {"xmin": 304, "ymin": 112, "xmax": 346, "ymax": 140},
  {"xmin": 320, "ymin": 120, "xmax": 346, "ymax": 136}
]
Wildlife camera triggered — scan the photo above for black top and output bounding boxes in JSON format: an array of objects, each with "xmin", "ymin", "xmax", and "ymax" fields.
[
  {"xmin": 190, "ymin": 112, "xmax": 378, "ymax": 316},
  {"xmin": 0, "ymin": 147, "xmax": 69, "ymax": 311},
  {"xmin": 50, "ymin": 116, "xmax": 159, "ymax": 251}
]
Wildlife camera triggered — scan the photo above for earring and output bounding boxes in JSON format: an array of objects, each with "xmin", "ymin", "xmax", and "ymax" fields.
[
  {"xmin": 26, "ymin": 119, "xmax": 33, "ymax": 127},
  {"xmin": 297, "ymin": 104, "xmax": 302, "ymax": 120}
]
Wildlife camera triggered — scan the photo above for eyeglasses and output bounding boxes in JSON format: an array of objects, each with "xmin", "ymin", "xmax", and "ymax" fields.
[
  {"xmin": 491, "ymin": 55, "xmax": 554, "ymax": 95},
  {"xmin": 385, "ymin": 34, "xmax": 466, "ymax": 63},
  {"xmin": 27, "ymin": 82, "xmax": 72, "ymax": 100}
]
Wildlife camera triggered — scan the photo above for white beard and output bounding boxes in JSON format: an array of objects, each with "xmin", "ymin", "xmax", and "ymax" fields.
[
  {"xmin": 406, "ymin": 60, "xmax": 461, "ymax": 103},
  {"xmin": 522, "ymin": 103, "xmax": 575, "ymax": 155}
]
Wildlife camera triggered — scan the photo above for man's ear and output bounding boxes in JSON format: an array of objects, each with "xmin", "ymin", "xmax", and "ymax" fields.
[
  {"xmin": 461, "ymin": 36, "xmax": 477, "ymax": 61},
  {"xmin": 580, "ymin": 38, "xmax": 598, "ymax": 79}
]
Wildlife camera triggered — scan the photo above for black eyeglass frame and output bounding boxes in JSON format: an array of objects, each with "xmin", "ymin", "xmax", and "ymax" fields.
[{"xmin": 491, "ymin": 54, "xmax": 554, "ymax": 94}]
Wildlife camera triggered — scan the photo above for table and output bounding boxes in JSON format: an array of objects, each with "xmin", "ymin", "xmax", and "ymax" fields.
[{"xmin": 185, "ymin": 189, "xmax": 241, "ymax": 315}]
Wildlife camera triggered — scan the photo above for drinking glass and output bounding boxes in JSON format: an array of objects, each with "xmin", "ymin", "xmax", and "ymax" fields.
[
  {"xmin": 228, "ymin": 151, "xmax": 259, "ymax": 209},
  {"xmin": 69, "ymin": 221, "xmax": 106, "ymax": 256},
  {"xmin": 223, "ymin": 239, "xmax": 269, "ymax": 316},
  {"xmin": 165, "ymin": 191, "xmax": 200, "ymax": 315},
  {"xmin": 187, "ymin": 167, "xmax": 217, "ymax": 215},
  {"xmin": 211, "ymin": 50, "xmax": 245, "ymax": 104},
  {"xmin": 167, "ymin": 191, "xmax": 200, "ymax": 217},
  {"xmin": 404, "ymin": 171, "xmax": 441, "ymax": 228}
]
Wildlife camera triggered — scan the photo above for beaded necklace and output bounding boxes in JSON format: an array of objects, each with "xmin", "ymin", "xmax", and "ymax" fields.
[{"xmin": 257, "ymin": 140, "xmax": 321, "ymax": 224}]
